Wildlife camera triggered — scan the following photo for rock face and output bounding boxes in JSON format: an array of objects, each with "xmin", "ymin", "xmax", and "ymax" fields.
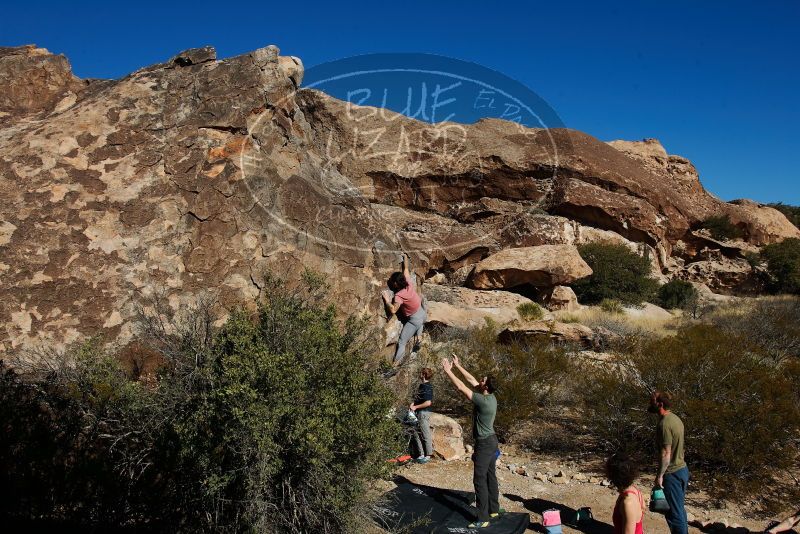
[
  {"xmin": 468, "ymin": 245, "xmax": 592, "ymax": 290},
  {"xmin": 0, "ymin": 45, "xmax": 85, "ymax": 118},
  {"xmin": 0, "ymin": 45, "xmax": 798, "ymax": 352}
]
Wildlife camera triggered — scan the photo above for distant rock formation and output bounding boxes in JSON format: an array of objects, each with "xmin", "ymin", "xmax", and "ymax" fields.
[{"xmin": 1, "ymin": 44, "xmax": 797, "ymax": 351}]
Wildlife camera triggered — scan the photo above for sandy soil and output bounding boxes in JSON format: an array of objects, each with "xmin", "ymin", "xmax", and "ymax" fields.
[{"xmin": 384, "ymin": 447, "xmax": 772, "ymax": 533}]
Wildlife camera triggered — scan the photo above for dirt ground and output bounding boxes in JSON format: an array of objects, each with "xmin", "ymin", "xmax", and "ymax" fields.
[{"xmin": 383, "ymin": 447, "xmax": 775, "ymax": 533}]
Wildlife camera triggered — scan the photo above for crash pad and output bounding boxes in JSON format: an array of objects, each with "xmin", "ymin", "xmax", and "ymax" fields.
[{"xmin": 375, "ymin": 479, "xmax": 529, "ymax": 533}]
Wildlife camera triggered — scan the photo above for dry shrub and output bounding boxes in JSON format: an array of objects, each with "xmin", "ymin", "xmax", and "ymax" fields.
[
  {"xmin": 426, "ymin": 321, "xmax": 574, "ymax": 442},
  {"xmin": 708, "ymin": 296, "xmax": 800, "ymax": 363},
  {"xmin": 580, "ymin": 323, "xmax": 800, "ymax": 509}
]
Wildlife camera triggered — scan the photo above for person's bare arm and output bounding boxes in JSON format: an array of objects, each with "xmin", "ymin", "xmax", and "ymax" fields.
[
  {"xmin": 656, "ymin": 446, "xmax": 671, "ymax": 488},
  {"xmin": 401, "ymin": 253, "xmax": 411, "ymax": 279},
  {"xmin": 410, "ymin": 400, "xmax": 432, "ymax": 411},
  {"xmin": 442, "ymin": 358, "xmax": 473, "ymax": 401},
  {"xmin": 382, "ymin": 291, "xmax": 401, "ymax": 315},
  {"xmin": 767, "ymin": 511, "xmax": 800, "ymax": 533},
  {"xmin": 622, "ymin": 493, "xmax": 641, "ymax": 534},
  {"xmin": 452, "ymin": 354, "xmax": 479, "ymax": 387}
]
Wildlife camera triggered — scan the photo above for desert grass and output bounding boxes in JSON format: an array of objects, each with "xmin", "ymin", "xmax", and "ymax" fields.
[{"xmin": 553, "ymin": 305, "xmax": 678, "ymax": 338}]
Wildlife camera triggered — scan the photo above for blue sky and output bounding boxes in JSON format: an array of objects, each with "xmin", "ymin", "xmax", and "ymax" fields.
[{"xmin": 2, "ymin": 1, "xmax": 798, "ymax": 204}]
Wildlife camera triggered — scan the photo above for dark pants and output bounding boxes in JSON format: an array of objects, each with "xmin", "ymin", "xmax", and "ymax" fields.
[
  {"xmin": 663, "ymin": 466, "xmax": 690, "ymax": 534},
  {"xmin": 472, "ymin": 434, "xmax": 499, "ymax": 521}
]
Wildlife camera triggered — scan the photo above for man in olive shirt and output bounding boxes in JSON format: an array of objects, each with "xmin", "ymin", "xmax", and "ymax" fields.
[
  {"xmin": 649, "ymin": 390, "xmax": 689, "ymax": 534},
  {"xmin": 442, "ymin": 355, "xmax": 499, "ymax": 528}
]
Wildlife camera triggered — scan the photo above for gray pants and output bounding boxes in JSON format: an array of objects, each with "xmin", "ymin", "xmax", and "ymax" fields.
[
  {"xmin": 393, "ymin": 306, "xmax": 426, "ymax": 364},
  {"xmin": 412, "ymin": 410, "xmax": 433, "ymax": 457}
]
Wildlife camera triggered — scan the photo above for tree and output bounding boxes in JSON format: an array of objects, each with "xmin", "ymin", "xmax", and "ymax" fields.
[
  {"xmin": 572, "ymin": 243, "xmax": 659, "ymax": 305},
  {"xmin": 698, "ymin": 215, "xmax": 744, "ymax": 240},
  {"xmin": 761, "ymin": 238, "xmax": 800, "ymax": 294},
  {"xmin": 657, "ymin": 279, "xmax": 698, "ymax": 310}
]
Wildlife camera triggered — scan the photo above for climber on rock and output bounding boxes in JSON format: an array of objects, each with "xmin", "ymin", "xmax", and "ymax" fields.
[{"xmin": 382, "ymin": 253, "xmax": 426, "ymax": 367}]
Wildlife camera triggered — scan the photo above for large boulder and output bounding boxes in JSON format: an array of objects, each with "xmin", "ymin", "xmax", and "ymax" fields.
[
  {"xmin": 424, "ymin": 284, "xmax": 541, "ymax": 330},
  {"xmin": 724, "ymin": 199, "xmax": 800, "ymax": 246},
  {"xmin": 425, "ymin": 301, "xmax": 519, "ymax": 330},
  {"xmin": 622, "ymin": 302, "xmax": 674, "ymax": 320},
  {"xmin": 467, "ymin": 245, "xmax": 592, "ymax": 290},
  {"xmin": 498, "ymin": 320, "xmax": 596, "ymax": 348},
  {"xmin": 428, "ymin": 412, "xmax": 467, "ymax": 461},
  {"xmin": 424, "ymin": 284, "xmax": 535, "ymax": 309}
]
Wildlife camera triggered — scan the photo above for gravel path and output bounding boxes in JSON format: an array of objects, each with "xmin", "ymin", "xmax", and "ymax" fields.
[{"xmin": 388, "ymin": 448, "xmax": 768, "ymax": 533}]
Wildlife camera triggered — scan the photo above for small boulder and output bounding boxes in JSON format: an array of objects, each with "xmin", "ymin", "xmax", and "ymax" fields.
[
  {"xmin": 278, "ymin": 55, "xmax": 304, "ymax": 86},
  {"xmin": 544, "ymin": 285, "xmax": 580, "ymax": 311},
  {"xmin": 622, "ymin": 302, "xmax": 673, "ymax": 320},
  {"xmin": 428, "ymin": 412, "xmax": 466, "ymax": 461}
]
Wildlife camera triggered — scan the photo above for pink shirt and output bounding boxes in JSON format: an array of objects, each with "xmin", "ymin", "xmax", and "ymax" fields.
[{"xmin": 395, "ymin": 274, "xmax": 422, "ymax": 318}]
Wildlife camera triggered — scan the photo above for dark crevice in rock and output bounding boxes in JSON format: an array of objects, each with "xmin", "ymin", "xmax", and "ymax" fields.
[
  {"xmin": 550, "ymin": 203, "xmax": 656, "ymax": 245},
  {"xmin": 198, "ymin": 125, "xmax": 248, "ymax": 135}
]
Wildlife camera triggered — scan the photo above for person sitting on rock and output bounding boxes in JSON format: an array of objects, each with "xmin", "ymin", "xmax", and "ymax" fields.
[
  {"xmin": 607, "ymin": 452, "xmax": 645, "ymax": 534},
  {"xmin": 442, "ymin": 354, "xmax": 501, "ymax": 528},
  {"xmin": 409, "ymin": 367, "xmax": 434, "ymax": 464},
  {"xmin": 382, "ymin": 253, "xmax": 426, "ymax": 366},
  {"xmin": 765, "ymin": 509, "xmax": 800, "ymax": 533}
]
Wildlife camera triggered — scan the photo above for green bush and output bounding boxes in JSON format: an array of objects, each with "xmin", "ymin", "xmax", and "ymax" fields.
[
  {"xmin": 698, "ymin": 214, "xmax": 744, "ymax": 240},
  {"xmin": 580, "ymin": 324, "xmax": 800, "ymax": 507},
  {"xmin": 516, "ymin": 302, "xmax": 544, "ymax": 321},
  {"xmin": 572, "ymin": 243, "xmax": 658, "ymax": 305},
  {"xmin": 0, "ymin": 273, "xmax": 402, "ymax": 532},
  {"xmin": 599, "ymin": 298, "xmax": 624, "ymax": 314},
  {"xmin": 761, "ymin": 238, "xmax": 800, "ymax": 294},
  {"xmin": 657, "ymin": 279, "xmax": 699, "ymax": 310},
  {"xmin": 768, "ymin": 202, "xmax": 800, "ymax": 229}
]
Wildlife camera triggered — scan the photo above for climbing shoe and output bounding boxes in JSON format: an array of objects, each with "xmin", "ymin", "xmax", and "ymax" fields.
[
  {"xmin": 468, "ymin": 521, "xmax": 490, "ymax": 528},
  {"xmin": 490, "ymin": 508, "xmax": 507, "ymax": 518}
]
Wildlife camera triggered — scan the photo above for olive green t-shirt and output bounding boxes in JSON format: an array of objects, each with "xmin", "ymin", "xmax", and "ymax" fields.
[
  {"xmin": 657, "ymin": 412, "xmax": 686, "ymax": 474},
  {"xmin": 471, "ymin": 392, "xmax": 497, "ymax": 440}
]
